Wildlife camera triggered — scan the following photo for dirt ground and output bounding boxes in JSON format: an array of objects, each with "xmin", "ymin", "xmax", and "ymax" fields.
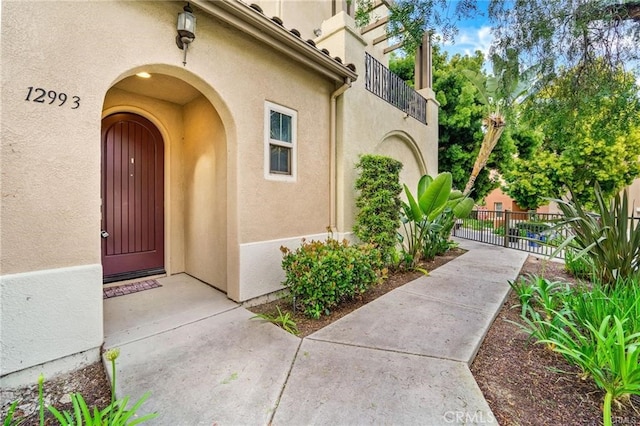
[
  {"xmin": 471, "ymin": 256, "xmax": 600, "ymax": 425},
  {"xmin": 3, "ymin": 250, "xmax": 640, "ymax": 425},
  {"xmin": 471, "ymin": 255, "xmax": 640, "ymax": 425},
  {"xmin": 1, "ymin": 362, "xmax": 111, "ymax": 425}
]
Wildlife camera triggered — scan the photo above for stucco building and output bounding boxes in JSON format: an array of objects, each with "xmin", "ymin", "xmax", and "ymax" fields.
[{"xmin": 1, "ymin": 0, "xmax": 438, "ymax": 385}]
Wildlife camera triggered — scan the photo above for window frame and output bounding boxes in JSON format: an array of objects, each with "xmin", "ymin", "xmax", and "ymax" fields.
[{"xmin": 264, "ymin": 101, "xmax": 297, "ymax": 182}]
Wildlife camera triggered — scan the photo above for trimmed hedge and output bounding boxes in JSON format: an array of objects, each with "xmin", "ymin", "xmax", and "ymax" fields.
[{"xmin": 280, "ymin": 238, "xmax": 384, "ymax": 319}]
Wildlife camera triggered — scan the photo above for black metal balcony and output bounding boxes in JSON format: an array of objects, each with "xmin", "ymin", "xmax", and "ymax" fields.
[{"xmin": 364, "ymin": 52, "xmax": 427, "ymax": 125}]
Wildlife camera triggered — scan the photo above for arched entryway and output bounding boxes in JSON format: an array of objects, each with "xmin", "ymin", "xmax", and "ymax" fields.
[
  {"xmin": 375, "ymin": 130, "xmax": 428, "ymax": 188},
  {"xmin": 101, "ymin": 69, "xmax": 232, "ymax": 294},
  {"xmin": 101, "ymin": 113, "xmax": 165, "ymax": 282}
]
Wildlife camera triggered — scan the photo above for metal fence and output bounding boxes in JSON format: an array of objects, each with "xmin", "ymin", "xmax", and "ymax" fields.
[
  {"xmin": 364, "ymin": 52, "xmax": 427, "ymax": 124},
  {"xmin": 452, "ymin": 210, "xmax": 568, "ymax": 259}
]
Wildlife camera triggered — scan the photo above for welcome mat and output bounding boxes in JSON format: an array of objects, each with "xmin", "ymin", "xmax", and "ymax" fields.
[{"xmin": 103, "ymin": 279, "xmax": 162, "ymax": 299}]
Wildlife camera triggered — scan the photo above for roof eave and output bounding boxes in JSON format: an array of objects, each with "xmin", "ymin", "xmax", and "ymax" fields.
[{"xmin": 191, "ymin": 0, "xmax": 358, "ymax": 83}]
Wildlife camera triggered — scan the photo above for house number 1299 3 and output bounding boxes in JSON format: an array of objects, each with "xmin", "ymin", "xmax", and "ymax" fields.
[{"xmin": 25, "ymin": 87, "xmax": 80, "ymax": 109}]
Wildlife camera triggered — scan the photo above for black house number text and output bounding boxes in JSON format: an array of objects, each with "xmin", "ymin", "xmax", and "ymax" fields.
[{"xmin": 25, "ymin": 87, "xmax": 80, "ymax": 109}]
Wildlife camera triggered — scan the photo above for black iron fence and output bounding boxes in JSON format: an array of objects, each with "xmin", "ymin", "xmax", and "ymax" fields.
[
  {"xmin": 364, "ymin": 52, "xmax": 427, "ymax": 124},
  {"xmin": 452, "ymin": 210, "xmax": 568, "ymax": 259}
]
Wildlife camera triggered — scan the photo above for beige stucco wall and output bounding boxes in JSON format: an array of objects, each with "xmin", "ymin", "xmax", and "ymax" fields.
[
  {"xmin": 375, "ymin": 131, "xmax": 428, "ymax": 191},
  {"xmin": 255, "ymin": 0, "xmax": 335, "ymax": 40},
  {"xmin": 1, "ymin": 0, "xmax": 439, "ymax": 381},
  {"xmin": 183, "ymin": 96, "xmax": 227, "ymax": 291},
  {"xmin": 1, "ymin": 0, "xmax": 338, "ymax": 279},
  {"xmin": 0, "ymin": 0, "xmax": 341, "ymax": 381},
  {"xmin": 316, "ymin": 13, "xmax": 438, "ymax": 233},
  {"xmin": 626, "ymin": 179, "xmax": 640, "ymax": 217}
]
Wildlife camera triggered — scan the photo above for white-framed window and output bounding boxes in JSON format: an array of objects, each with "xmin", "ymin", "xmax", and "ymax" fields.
[
  {"xmin": 264, "ymin": 101, "xmax": 297, "ymax": 181},
  {"xmin": 494, "ymin": 202, "xmax": 503, "ymax": 218}
]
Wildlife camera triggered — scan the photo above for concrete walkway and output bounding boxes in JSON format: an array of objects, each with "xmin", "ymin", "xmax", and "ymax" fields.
[{"xmin": 103, "ymin": 239, "xmax": 528, "ymax": 425}]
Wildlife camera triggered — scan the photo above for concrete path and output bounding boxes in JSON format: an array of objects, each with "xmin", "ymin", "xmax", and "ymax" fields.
[{"xmin": 103, "ymin": 239, "xmax": 528, "ymax": 425}]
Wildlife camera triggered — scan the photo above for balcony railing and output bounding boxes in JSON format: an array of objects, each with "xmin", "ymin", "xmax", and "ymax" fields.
[{"xmin": 364, "ymin": 52, "xmax": 427, "ymax": 124}]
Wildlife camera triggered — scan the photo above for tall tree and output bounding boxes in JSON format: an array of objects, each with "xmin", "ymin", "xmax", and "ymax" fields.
[
  {"xmin": 391, "ymin": 47, "xmax": 526, "ymax": 200},
  {"xmin": 489, "ymin": 0, "xmax": 640, "ymax": 90},
  {"xmin": 376, "ymin": 1, "xmax": 640, "ymax": 95},
  {"xmin": 504, "ymin": 60, "xmax": 640, "ymax": 208}
]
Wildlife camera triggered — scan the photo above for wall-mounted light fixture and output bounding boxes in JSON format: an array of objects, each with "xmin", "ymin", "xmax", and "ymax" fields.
[{"xmin": 176, "ymin": 2, "xmax": 196, "ymax": 66}]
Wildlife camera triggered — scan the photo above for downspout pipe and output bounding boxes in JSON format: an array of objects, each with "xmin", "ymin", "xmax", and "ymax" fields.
[{"xmin": 330, "ymin": 77, "xmax": 352, "ymax": 234}]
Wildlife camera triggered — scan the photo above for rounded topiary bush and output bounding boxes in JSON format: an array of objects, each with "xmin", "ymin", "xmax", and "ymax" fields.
[{"xmin": 280, "ymin": 238, "xmax": 384, "ymax": 319}]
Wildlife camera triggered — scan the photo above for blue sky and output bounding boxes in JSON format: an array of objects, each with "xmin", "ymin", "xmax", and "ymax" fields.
[{"xmin": 436, "ymin": 1, "xmax": 493, "ymax": 59}]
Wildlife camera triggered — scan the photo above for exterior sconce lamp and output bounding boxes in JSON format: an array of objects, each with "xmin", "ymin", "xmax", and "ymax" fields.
[{"xmin": 176, "ymin": 2, "xmax": 196, "ymax": 66}]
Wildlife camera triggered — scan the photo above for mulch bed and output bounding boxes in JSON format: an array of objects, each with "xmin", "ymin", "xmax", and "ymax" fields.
[
  {"xmin": 247, "ymin": 247, "xmax": 466, "ymax": 337},
  {"xmin": 471, "ymin": 255, "xmax": 640, "ymax": 425}
]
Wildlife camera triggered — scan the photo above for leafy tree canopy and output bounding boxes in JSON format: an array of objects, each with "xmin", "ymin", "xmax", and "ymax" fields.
[
  {"xmin": 504, "ymin": 61, "xmax": 640, "ymax": 208},
  {"xmin": 489, "ymin": 0, "xmax": 640, "ymax": 91},
  {"xmin": 391, "ymin": 47, "xmax": 532, "ymax": 200},
  {"xmin": 377, "ymin": 0, "xmax": 640, "ymax": 95}
]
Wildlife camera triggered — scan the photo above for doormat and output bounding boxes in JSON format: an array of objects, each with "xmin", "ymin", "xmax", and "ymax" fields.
[{"xmin": 103, "ymin": 279, "xmax": 162, "ymax": 299}]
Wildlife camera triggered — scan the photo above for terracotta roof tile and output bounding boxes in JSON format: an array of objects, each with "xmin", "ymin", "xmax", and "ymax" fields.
[{"xmin": 246, "ymin": 2, "xmax": 356, "ymax": 74}]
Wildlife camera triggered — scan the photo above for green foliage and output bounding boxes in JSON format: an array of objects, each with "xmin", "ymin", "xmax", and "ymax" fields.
[
  {"xmin": 389, "ymin": 52, "xmax": 415, "ymax": 86},
  {"xmin": 432, "ymin": 46, "xmax": 524, "ymax": 200},
  {"xmin": 280, "ymin": 238, "xmax": 384, "ymax": 319},
  {"xmin": 48, "ymin": 348, "xmax": 156, "ymax": 426},
  {"xmin": 551, "ymin": 183, "xmax": 640, "ymax": 286},
  {"xmin": 3, "ymin": 401, "xmax": 23, "ymax": 426},
  {"xmin": 354, "ymin": 155, "xmax": 403, "ymax": 265},
  {"xmin": 399, "ymin": 172, "xmax": 473, "ymax": 266},
  {"xmin": 489, "ymin": 0, "xmax": 640, "ymax": 98},
  {"xmin": 352, "ymin": 0, "xmax": 374, "ymax": 27},
  {"xmin": 384, "ymin": 1, "xmax": 479, "ymax": 54},
  {"xmin": 512, "ymin": 275, "xmax": 640, "ymax": 426},
  {"xmin": 515, "ymin": 221, "xmax": 551, "ymax": 235},
  {"xmin": 461, "ymin": 48, "xmax": 538, "ymax": 196},
  {"xmin": 505, "ymin": 149, "xmax": 564, "ymax": 210},
  {"xmin": 506, "ymin": 62, "xmax": 640, "ymax": 208},
  {"xmin": 47, "ymin": 393, "xmax": 155, "ymax": 426},
  {"xmin": 462, "ymin": 48, "xmax": 537, "ymax": 117},
  {"xmin": 3, "ymin": 350, "xmax": 156, "ymax": 426},
  {"xmin": 383, "ymin": 1, "xmax": 639, "ymax": 101},
  {"xmin": 252, "ymin": 306, "xmax": 299, "ymax": 335},
  {"xmin": 564, "ymin": 248, "xmax": 594, "ymax": 279},
  {"xmin": 508, "ymin": 275, "xmax": 536, "ymax": 316},
  {"xmin": 461, "ymin": 218, "xmax": 494, "ymax": 230}
]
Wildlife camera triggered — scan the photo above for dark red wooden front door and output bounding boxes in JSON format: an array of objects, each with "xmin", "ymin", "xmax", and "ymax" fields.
[{"xmin": 101, "ymin": 113, "xmax": 165, "ymax": 282}]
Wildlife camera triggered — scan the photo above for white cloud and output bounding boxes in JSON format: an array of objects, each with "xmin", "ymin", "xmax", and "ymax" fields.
[{"xmin": 438, "ymin": 25, "xmax": 493, "ymax": 60}]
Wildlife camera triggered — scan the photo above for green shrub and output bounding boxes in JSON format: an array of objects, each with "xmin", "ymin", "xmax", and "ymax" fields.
[
  {"xmin": 354, "ymin": 155, "xmax": 403, "ymax": 265},
  {"xmin": 515, "ymin": 221, "xmax": 551, "ymax": 234},
  {"xmin": 551, "ymin": 183, "xmax": 640, "ymax": 286},
  {"xmin": 462, "ymin": 218, "xmax": 494, "ymax": 229},
  {"xmin": 564, "ymin": 248, "xmax": 594, "ymax": 278},
  {"xmin": 252, "ymin": 306, "xmax": 299, "ymax": 335},
  {"xmin": 3, "ymin": 349, "xmax": 156, "ymax": 426},
  {"xmin": 512, "ymin": 275, "xmax": 640, "ymax": 426},
  {"xmin": 280, "ymin": 238, "xmax": 384, "ymax": 318},
  {"xmin": 400, "ymin": 173, "xmax": 474, "ymax": 267}
]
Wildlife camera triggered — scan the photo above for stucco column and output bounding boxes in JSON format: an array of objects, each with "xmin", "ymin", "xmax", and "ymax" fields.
[{"xmin": 418, "ymin": 87, "xmax": 440, "ymax": 173}]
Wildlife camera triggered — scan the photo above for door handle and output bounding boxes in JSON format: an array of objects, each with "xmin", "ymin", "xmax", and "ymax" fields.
[{"xmin": 101, "ymin": 230, "xmax": 110, "ymax": 238}]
